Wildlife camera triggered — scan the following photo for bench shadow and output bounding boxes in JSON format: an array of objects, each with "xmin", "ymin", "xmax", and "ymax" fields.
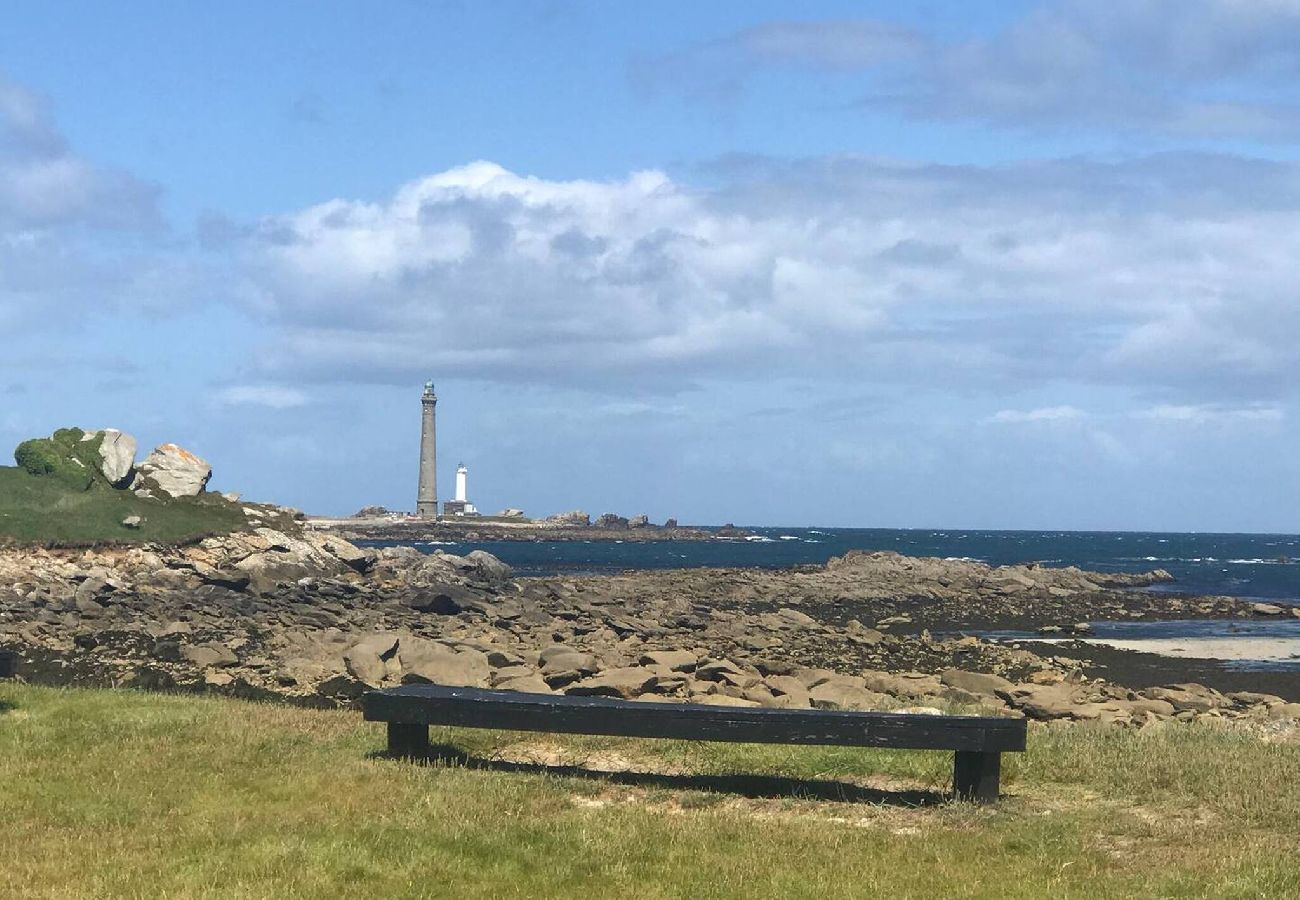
[{"xmin": 372, "ymin": 743, "xmax": 947, "ymax": 807}]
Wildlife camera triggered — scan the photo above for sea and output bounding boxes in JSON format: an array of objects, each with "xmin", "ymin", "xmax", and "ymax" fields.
[{"xmin": 362, "ymin": 527, "xmax": 1300, "ymax": 604}]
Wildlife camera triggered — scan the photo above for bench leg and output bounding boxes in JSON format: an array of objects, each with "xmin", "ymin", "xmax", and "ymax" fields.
[
  {"xmin": 387, "ymin": 723, "xmax": 429, "ymax": 759},
  {"xmin": 953, "ymin": 751, "xmax": 1001, "ymax": 803}
]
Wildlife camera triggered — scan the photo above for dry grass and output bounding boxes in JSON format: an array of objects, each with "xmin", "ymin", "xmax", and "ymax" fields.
[{"xmin": 2, "ymin": 684, "xmax": 1299, "ymax": 898}]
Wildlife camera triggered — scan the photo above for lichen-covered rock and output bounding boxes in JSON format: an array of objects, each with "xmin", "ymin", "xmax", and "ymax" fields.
[{"xmin": 133, "ymin": 443, "xmax": 212, "ymax": 498}]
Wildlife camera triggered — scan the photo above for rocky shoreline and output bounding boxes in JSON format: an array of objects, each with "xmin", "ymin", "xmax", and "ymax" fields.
[{"xmin": 2, "ymin": 530, "xmax": 1298, "ymax": 727}]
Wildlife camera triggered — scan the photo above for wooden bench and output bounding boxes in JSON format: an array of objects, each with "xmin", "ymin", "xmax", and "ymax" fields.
[{"xmin": 363, "ymin": 684, "xmax": 1027, "ymax": 803}]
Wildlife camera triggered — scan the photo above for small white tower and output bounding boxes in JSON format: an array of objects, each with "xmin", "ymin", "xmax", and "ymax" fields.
[{"xmin": 455, "ymin": 463, "xmax": 468, "ymax": 503}]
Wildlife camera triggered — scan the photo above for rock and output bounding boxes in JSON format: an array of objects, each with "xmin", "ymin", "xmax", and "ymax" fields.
[
  {"xmin": 764, "ymin": 674, "xmax": 812, "ymax": 707},
  {"xmin": 940, "ymin": 669, "xmax": 1015, "ymax": 697},
  {"xmin": 181, "ymin": 642, "xmax": 238, "ymax": 669},
  {"xmin": 638, "ymin": 650, "xmax": 698, "ymax": 672},
  {"xmin": 1268, "ymin": 703, "xmax": 1300, "ymax": 720},
  {"xmin": 82, "ymin": 429, "xmax": 136, "ymax": 486},
  {"xmin": 663, "ymin": 518, "xmax": 678, "ymax": 528},
  {"xmin": 399, "ymin": 639, "xmax": 491, "ymax": 688},
  {"xmin": 466, "ymin": 550, "xmax": 512, "ymax": 585},
  {"xmin": 594, "ymin": 513, "xmax": 629, "ymax": 529},
  {"xmin": 497, "ymin": 508, "xmax": 525, "ymax": 519},
  {"xmin": 809, "ymin": 678, "xmax": 889, "ymax": 711},
  {"xmin": 200, "ymin": 568, "xmax": 252, "ymax": 592},
  {"xmin": 1000, "ymin": 683, "xmax": 1088, "ymax": 720},
  {"xmin": 1252, "ymin": 602, "xmax": 1286, "ymax": 616},
  {"xmin": 845, "ymin": 620, "xmax": 884, "ymax": 645},
  {"xmin": 775, "ymin": 608, "xmax": 817, "ymax": 627},
  {"xmin": 353, "ymin": 506, "xmax": 392, "ymax": 517},
  {"xmin": 538, "ymin": 646, "xmax": 599, "ymax": 686},
  {"xmin": 121, "ymin": 515, "xmax": 143, "ymax": 529},
  {"xmin": 404, "ymin": 584, "xmax": 479, "ymax": 615},
  {"xmin": 314, "ymin": 534, "xmax": 376, "ymax": 573},
  {"xmin": 1144, "ymin": 684, "xmax": 1227, "ymax": 713},
  {"xmin": 628, "ymin": 515, "xmax": 649, "ymax": 528},
  {"xmin": 566, "ymin": 666, "xmax": 656, "ymax": 699},
  {"xmin": 133, "ymin": 443, "xmax": 212, "ymax": 498},
  {"xmin": 1126, "ymin": 698, "xmax": 1176, "ymax": 717},
  {"xmin": 695, "ymin": 694, "xmax": 761, "ymax": 707},
  {"xmin": 546, "ymin": 511, "xmax": 590, "ymax": 526},
  {"xmin": 494, "ymin": 673, "xmax": 553, "ymax": 694},
  {"xmin": 343, "ymin": 634, "xmax": 400, "ymax": 685}
]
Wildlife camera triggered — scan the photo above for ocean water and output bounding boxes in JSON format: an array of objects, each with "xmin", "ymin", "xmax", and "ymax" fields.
[{"xmin": 362, "ymin": 527, "xmax": 1300, "ymax": 604}]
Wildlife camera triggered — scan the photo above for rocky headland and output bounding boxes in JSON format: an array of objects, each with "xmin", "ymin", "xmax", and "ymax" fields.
[{"xmin": 3, "ymin": 530, "xmax": 1298, "ymax": 728}]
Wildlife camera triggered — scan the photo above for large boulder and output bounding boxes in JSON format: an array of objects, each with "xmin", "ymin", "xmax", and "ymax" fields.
[
  {"xmin": 398, "ymin": 638, "xmax": 491, "ymax": 688},
  {"xmin": 81, "ymin": 429, "xmax": 137, "ymax": 486},
  {"xmin": 133, "ymin": 443, "xmax": 212, "ymax": 498}
]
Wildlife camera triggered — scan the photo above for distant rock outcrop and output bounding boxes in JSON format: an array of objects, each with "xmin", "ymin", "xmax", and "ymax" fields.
[
  {"xmin": 132, "ymin": 444, "xmax": 212, "ymax": 498},
  {"xmin": 594, "ymin": 513, "xmax": 629, "ymax": 529},
  {"xmin": 628, "ymin": 514, "xmax": 649, "ymax": 528},
  {"xmin": 546, "ymin": 510, "xmax": 591, "ymax": 526},
  {"xmin": 353, "ymin": 506, "xmax": 393, "ymax": 518}
]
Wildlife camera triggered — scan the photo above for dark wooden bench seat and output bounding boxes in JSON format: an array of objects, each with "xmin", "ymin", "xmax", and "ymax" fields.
[{"xmin": 363, "ymin": 684, "xmax": 1027, "ymax": 803}]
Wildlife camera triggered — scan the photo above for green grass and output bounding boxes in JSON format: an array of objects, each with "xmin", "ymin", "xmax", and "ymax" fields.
[
  {"xmin": 0, "ymin": 466, "xmax": 247, "ymax": 545},
  {"xmin": 2, "ymin": 684, "xmax": 1299, "ymax": 898}
]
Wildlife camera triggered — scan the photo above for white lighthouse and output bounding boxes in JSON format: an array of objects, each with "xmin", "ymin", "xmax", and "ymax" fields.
[
  {"xmin": 444, "ymin": 462, "xmax": 477, "ymax": 516},
  {"xmin": 455, "ymin": 463, "xmax": 468, "ymax": 503}
]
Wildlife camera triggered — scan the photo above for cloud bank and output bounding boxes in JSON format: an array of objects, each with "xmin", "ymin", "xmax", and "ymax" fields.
[
  {"xmin": 640, "ymin": 0, "xmax": 1300, "ymax": 139},
  {"xmin": 235, "ymin": 154, "xmax": 1300, "ymax": 408}
]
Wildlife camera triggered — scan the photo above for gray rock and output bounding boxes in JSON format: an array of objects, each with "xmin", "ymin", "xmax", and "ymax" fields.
[
  {"xmin": 1252, "ymin": 602, "xmax": 1286, "ymax": 615},
  {"xmin": 133, "ymin": 443, "xmax": 212, "ymax": 498},
  {"xmin": 343, "ymin": 634, "xmax": 400, "ymax": 685},
  {"xmin": 404, "ymin": 583, "xmax": 478, "ymax": 614},
  {"xmin": 182, "ymin": 642, "xmax": 239, "ymax": 669},
  {"xmin": 638, "ymin": 650, "xmax": 698, "ymax": 672},
  {"xmin": 546, "ymin": 510, "xmax": 590, "ymax": 526},
  {"xmin": 121, "ymin": 515, "xmax": 143, "ymax": 529},
  {"xmin": 808, "ymin": 678, "xmax": 889, "ymax": 711},
  {"xmin": 82, "ymin": 428, "xmax": 137, "ymax": 486},
  {"xmin": 940, "ymin": 669, "xmax": 1015, "ymax": 697},
  {"xmin": 466, "ymin": 550, "xmax": 512, "ymax": 585},
  {"xmin": 398, "ymin": 638, "xmax": 491, "ymax": 688},
  {"xmin": 565, "ymin": 666, "xmax": 656, "ymax": 699}
]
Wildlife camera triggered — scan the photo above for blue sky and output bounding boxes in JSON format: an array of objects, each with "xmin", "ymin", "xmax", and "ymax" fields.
[{"xmin": 2, "ymin": 0, "xmax": 1298, "ymax": 530}]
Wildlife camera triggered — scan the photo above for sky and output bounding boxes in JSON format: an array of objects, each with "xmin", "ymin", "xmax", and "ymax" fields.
[{"xmin": 1, "ymin": 0, "xmax": 1298, "ymax": 531}]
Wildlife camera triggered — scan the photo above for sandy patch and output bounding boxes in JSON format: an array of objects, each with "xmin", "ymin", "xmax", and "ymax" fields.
[{"xmin": 1039, "ymin": 636, "xmax": 1300, "ymax": 662}]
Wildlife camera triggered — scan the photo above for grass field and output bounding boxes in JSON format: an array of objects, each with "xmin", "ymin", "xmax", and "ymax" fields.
[
  {"xmin": 0, "ymin": 466, "xmax": 247, "ymax": 545},
  {"xmin": 2, "ymin": 684, "xmax": 1299, "ymax": 898}
]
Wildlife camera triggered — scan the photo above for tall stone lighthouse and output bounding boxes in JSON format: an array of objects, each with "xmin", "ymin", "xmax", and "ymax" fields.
[{"xmin": 416, "ymin": 381, "xmax": 438, "ymax": 518}]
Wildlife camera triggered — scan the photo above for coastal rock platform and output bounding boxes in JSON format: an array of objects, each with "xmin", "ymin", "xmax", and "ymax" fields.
[{"xmin": 1, "ymin": 537, "xmax": 1296, "ymax": 727}]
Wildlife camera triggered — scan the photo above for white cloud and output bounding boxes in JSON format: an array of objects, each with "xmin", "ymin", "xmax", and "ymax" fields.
[
  {"xmin": 987, "ymin": 406, "xmax": 1087, "ymax": 424},
  {"xmin": 1135, "ymin": 403, "xmax": 1284, "ymax": 425},
  {"xmin": 214, "ymin": 385, "xmax": 311, "ymax": 410},
  {"xmin": 231, "ymin": 155, "xmax": 1300, "ymax": 404}
]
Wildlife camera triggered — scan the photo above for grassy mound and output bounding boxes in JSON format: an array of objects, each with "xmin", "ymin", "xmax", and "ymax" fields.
[
  {"xmin": 0, "ymin": 466, "xmax": 247, "ymax": 546},
  {"xmin": 2, "ymin": 683, "xmax": 1298, "ymax": 898}
]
